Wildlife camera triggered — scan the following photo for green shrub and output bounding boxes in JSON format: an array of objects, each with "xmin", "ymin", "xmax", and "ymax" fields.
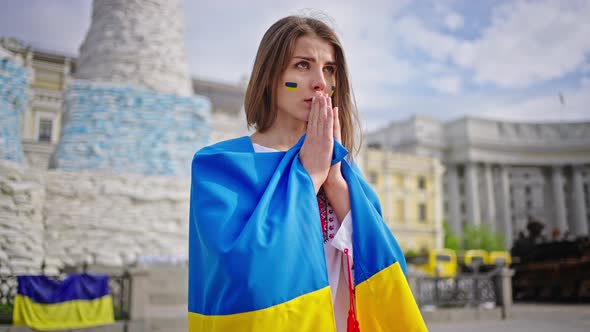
[
  {"xmin": 443, "ymin": 220, "xmax": 461, "ymax": 250},
  {"xmin": 443, "ymin": 220, "xmax": 506, "ymax": 251}
]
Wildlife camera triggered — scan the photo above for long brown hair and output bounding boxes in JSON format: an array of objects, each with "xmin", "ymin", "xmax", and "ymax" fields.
[{"xmin": 244, "ymin": 15, "xmax": 360, "ymax": 155}]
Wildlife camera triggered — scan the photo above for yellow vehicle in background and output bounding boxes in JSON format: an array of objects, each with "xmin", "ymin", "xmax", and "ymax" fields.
[
  {"xmin": 407, "ymin": 249, "xmax": 511, "ymax": 276},
  {"xmin": 460, "ymin": 249, "xmax": 488, "ymax": 272},
  {"xmin": 463, "ymin": 249, "xmax": 487, "ymax": 266},
  {"xmin": 407, "ymin": 248, "xmax": 458, "ymax": 277},
  {"xmin": 486, "ymin": 251, "xmax": 512, "ymax": 266},
  {"xmin": 459, "ymin": 249, "xmax": 512, "ymax": 272}
]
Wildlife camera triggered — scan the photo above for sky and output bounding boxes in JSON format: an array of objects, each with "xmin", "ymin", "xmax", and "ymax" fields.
[{"xmin": 1, "ymin": 0, "xmax": 589, "ymax": 132}]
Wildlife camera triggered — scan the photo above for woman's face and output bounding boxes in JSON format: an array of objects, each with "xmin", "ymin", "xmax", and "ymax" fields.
[{"xmin": 274, "ymin": 35, "xmax": 336, "ymax": 127}]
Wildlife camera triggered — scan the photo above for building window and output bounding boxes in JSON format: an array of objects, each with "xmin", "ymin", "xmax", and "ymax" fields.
[
  {"xmin": 418, "ymin": 177, "xmax": 426, "ymax": 190},
  {"xmin": 419, "ymin": 203, "xmax": 427, "ymax": 222},
  {"xmin": 38, "ymin": 118, "xmax": 53, "ymax": 142},
  {"xmin": 457, "ymin": 165, "xmax": 464, "ymax": 177}
]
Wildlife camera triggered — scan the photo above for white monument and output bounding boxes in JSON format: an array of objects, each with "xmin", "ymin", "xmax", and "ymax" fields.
[{"xmin": 76, "ymin": 0, "xmax": 193, "ymax": 96}]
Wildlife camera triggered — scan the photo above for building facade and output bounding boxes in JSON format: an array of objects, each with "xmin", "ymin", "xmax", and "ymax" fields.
[
  {"xmin": 0, "ymin": 0, "xmax": 245, "ymax": 273},
  {"xmin": 1, "ymin": 37, "xmax": 72, "ymax": 169},
  {"xmin": 361, "ymin": 148, "xmax": 444, "ymax": 252},
  {"xmin": 366, "ymin": 115, "xmax": 590, "ymax": 248},
  {"xmin": 0, "ymin": 38, "xmax": 247, "ymax": 171}
]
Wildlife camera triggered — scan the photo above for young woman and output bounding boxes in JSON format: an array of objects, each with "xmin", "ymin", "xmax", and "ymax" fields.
[{"xmin": 188, "ymin": 15, "xmax": 426, "ymax": 332}]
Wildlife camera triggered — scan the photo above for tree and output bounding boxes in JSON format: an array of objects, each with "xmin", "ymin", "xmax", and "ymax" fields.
[
  {"xmin": 463, "ymin": 224, "xmax": 505, "ymax": 251},
  {"xmin": 443, "ymin": 221, "xmax": 506, "ymax": 251},
  {"xmin": 443, "ymin": 220, "xmax": 461, "ymax": 250}
]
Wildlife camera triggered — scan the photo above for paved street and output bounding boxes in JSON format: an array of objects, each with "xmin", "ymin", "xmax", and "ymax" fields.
[{"xmin": 429, "ymin": 304, "xmax": 590, "ymax": 332}]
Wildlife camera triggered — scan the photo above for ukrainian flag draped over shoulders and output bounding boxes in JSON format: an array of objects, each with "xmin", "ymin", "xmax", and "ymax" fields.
[
  {"xmin": 13, "ymin": 273, "xmax": 114, "ymax": 330},
  {"xmin": 188, "ymin": 135, "xmax": 427, "ymax": 331}
]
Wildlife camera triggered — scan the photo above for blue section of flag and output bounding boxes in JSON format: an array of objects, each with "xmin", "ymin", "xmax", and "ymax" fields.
[
  {"xmin": 17, "ymin": 274, "xmax": 110, "ymax": 304},
  {"xmin": 189, "ymin": 136, "xmax": 346, "ymax": 315},
  {"xmin": 188, "ymin": 135, "xmax": 406, "ymax": 316}
]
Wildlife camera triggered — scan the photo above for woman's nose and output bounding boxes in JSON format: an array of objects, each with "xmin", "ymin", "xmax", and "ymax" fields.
[{"xmin": 312, "ymin": 72, "xmax": 327, "ymax": 92}]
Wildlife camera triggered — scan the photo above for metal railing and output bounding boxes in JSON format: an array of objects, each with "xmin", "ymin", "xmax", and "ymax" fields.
[
  {"xmin": 412, "ymin": 266, "xmax": 504, "ymax": 308},
  {"xmin": 0, "ymin": 271, "xmax": 131, "ymax": 324}
]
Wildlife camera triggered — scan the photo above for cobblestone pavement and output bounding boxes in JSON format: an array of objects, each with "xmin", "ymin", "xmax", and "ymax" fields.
[{"xmin": 428, "ymin": 304, "xmax": 590, "ymax": 332}]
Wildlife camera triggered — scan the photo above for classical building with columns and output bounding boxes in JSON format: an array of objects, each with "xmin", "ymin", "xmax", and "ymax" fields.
[{"xmin": 366, "ymin": 115, "xmax": 590, "ymax": 249}]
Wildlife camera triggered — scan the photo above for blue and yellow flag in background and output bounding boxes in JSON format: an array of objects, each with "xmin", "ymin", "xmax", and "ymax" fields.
[
  {"xmin": 189, "ymin": 136, "xmax": 427, "ymax": 331},
  {"xmin": 13, "ymin": 273, "xmax": 114, "ymax": 331}
]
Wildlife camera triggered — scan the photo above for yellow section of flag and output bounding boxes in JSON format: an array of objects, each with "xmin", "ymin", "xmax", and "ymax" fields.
[
  {"xmin": 189, "ymin": 286, "xmax": 336, "ymax": 331},
  {"xmin": 356, "ymin": 262, "xmax": 428, "ymax": 332},
  {"xmin": 13, "ymin": 294, "xmax": 115, "ymax": 331}
]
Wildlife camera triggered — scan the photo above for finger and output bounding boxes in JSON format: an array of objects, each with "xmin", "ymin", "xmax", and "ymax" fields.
[
  {"xmin": 326, "ymin": 95, "xmax": 334, "ymax": 140},
  {"xmin": 306, "ymin": 95, "xmax": 318, "ymax": 137},
  {"xmin": 326, "ymin": 93, "xmax": 334, "ymax": 138},
  {"xmin": 318, "ymin": 93, "xmax": 327, "ymax": 136},
  {"xmin": 333, "ymin": 107, "xmax": 341, "ymax": 143}
]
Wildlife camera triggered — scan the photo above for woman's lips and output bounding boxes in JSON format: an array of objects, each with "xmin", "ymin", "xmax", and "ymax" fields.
[{"xmin": 304, "ymin": 98, "xmax": 312, "ymax": 107}]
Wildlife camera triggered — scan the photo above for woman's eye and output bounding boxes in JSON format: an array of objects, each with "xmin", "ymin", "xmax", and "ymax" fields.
[
  {"xmin": 296, "ymin": 62, "xmax": 309, "ymax": 69},
  {"xmin": 324, "ymin": 66, "xmax": 336, "ymax": 74}
]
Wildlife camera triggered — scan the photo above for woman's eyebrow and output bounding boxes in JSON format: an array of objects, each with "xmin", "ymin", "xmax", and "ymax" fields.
[{"xmin": 293, "ymin": 55, "xmax": 336, "ymax": 66}]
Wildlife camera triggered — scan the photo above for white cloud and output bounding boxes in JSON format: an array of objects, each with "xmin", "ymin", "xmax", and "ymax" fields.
[
  {"xmin": 444, "ymin": 12, "xmax": 464, "ymax": 31},
  {"xmin": 475, "ymin": 86, "xmax": 590, "ymax": 122},
  {"xmin": 394, "ymin": 0, "xmax": 590, "ymax": 88},
  {"xmin": 429, "ymin": 75, "xmax": 462, "ymax": 94},
  {"xmin": 466, "ymin": 0, "xmax": 590, "ymax": 87},
  {"xmin": 395, "ymin": 16, "xmax": 459, "ymax": 62},
  {"xmin": 185, "ymin": 0, "xmax": 417, "ymax": 114},
  {"xmin": 3, "ymin": 0, "xmax": 589, "ymax": 132}
]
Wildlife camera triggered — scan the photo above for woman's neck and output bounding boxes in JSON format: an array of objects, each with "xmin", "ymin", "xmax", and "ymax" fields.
[{"xmin": 251, "ymin": 120, "xmax": 306, "ymax": 151}]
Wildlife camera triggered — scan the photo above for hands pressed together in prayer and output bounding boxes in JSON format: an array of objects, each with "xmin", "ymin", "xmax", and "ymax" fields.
[
  {"xmin": 300, "ymin": 90, "xmax": 340, "ymax": 193},
  {"xmin": 300, "ymin": 91, "xmax": 350, "ymax": 220}
]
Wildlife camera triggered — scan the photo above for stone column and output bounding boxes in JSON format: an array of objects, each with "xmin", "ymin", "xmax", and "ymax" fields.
[
  {"xmin": 498, "ymin": 165, "xmax": 513, "ymax": 248},
  {"xmin": 465, "ymin": 162, "xmax": 481, "ymax": 226},
  {"xmin": 551, "ymin": 166, "xmax": 568, "ymax": 235},
  {"xmin": 572, "ymin": 166, "xmax": 589, "ymax": 235},
  {"xmin": 434, "ymin": 162, "xmax": 445, "ymax": 249},
  {"xmin": 62, "ymin": 57, "xmax": 71, "ymax": 89},
  {"xmin": 497, "ymin": 268, "xmax": 514, "ymax": 319},
  {"xmin": 445, "ymin": 164, "xmax": 462, "ymax": 236},
  {"xmin": 483, "ymin": 163, "xmax": 497, "ymax": 229},
  {"xmin": 128, "ymin": 267, "xmax": 150, "ymax": 332}
]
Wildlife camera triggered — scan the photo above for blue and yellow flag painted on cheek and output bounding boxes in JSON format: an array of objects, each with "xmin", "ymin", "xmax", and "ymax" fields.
[
  {"xmin": 188, "ymin": 136, "xmax": 427, "ymax": 331},
  {"xmin": 13, "ymin": 274, "xmax": 115, "ymax": 331}
]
